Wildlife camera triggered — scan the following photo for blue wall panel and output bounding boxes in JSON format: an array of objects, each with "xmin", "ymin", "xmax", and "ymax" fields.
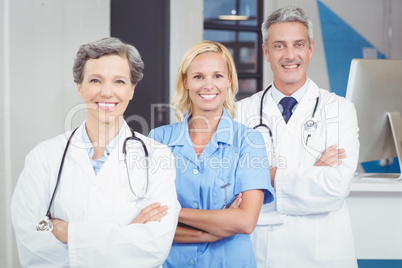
[
  {"xmin": 358, "ymin": 259, "xmax": 402, "ymax": 268},
  {"xmin": 317, "ymin": 1, "xmax": 385, "ymax": 98}
]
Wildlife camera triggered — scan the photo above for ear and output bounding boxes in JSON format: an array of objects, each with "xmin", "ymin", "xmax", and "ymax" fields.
[
  {"xmin": 129, "ymin": 84, "xmax": 136, "ymax": 100},
  {"xmin": 262, "ymin": 44, "xmax": 270, "ymax": 63},
  {"xmin": 77, "ymin": 83, "xmax": 84, "ymax": 100},
  {"xmin": 183, "ymin": 76, "xmax": 188, "ymax": 90},
  {"xmin": 309, "ymin": 40, "xmax": 315, "ymax": 60}
]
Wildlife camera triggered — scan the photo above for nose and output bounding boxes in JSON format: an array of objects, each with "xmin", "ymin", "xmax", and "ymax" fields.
[
  {"xmin": 100, "ymin": 82, "xmax": 113, "ymax": 97},
  {"xmin": 285, "ymin": 46, "xmax": 296, "ymax": 61},
  {"xmin": 204, "ymin": 77, "xmax": 214, "ymax": 90}
]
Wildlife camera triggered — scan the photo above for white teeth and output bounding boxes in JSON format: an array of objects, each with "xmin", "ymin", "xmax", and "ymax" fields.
[
  {"xmin": 200, "ymin": 94, "xmax": 217, "ymax": 100},
  {"xmin": 283, "ymin": 65, "xmax": 298, "ymax": 69},
  {"xmin": 98, "ymin": 103, "xmax": 116, "ymax": 107}
]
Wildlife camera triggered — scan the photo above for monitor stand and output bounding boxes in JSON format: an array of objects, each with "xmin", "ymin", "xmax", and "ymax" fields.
[{"xmin": 358, "ymin": 111, "xmax": 402, "ymax": 182}]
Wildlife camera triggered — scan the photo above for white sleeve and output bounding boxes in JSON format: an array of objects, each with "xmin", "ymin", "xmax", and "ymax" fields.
[
  {"xmin": 11, "ymin": 146, "xmax": 70, "ymax": 267},
  {"xmin": 67, "ymin": 147, "xmax": 180, "ymax": 268},
  {"xmin": 275, "ymin": 100, "xmax": 359, "ymax": 215}
]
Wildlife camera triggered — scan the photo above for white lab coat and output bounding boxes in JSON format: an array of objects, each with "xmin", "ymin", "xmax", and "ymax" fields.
[
  {"xmin": 235, "ymin": 80, "xmax": 359, "ymax": 268},
  {"xmin": 11, "ymin": 121, "xmax": 181, "ymax": 268}
]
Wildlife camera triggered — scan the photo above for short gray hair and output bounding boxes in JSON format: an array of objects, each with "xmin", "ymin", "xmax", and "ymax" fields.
[
  {"xmin": 262, "ymin": 6, "xmax": 313, "ymax": 47},
  {"xmin": 73, "ymin": 37, "xmax": 144, "ymax": 84}
]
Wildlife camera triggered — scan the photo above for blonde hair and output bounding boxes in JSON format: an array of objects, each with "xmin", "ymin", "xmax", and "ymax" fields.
[{"xmin": 172, "ymin": 40, "xmax": 238, "ymax": 121}]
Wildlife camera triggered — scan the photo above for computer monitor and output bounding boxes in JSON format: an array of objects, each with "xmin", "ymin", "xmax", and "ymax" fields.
[{"xmin": 345, "ymin": 59, "xmax": 402, "ymax": 180}]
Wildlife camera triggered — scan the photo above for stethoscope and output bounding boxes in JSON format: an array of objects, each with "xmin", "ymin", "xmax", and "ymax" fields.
[
  {"xmin": 253, "ymin": 84, "xmax": 320, "ymax": 161},
  {"xmin": 36, "ymin": 127, "xmax": 149, "ymax": 232}
]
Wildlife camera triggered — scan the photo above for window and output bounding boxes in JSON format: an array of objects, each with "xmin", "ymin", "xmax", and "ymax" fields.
[{"xmin": 204, "ymin": 0, "xmax": 263, "ymax": 99}]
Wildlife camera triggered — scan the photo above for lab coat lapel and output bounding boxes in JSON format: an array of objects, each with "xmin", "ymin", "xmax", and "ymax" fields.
[
  {"xmin": 262, "ymin": 90, "xmax": 285, "ymax": 131},
  {"xmin": 98, "ymin": 122, "xmax": 132, "ymax": 176},
  {"xmin": 288, "ymin": 81, "xmax": 320, "ymax": 127},
  {"xmin": 69, "ymin": 123, "xmax": 96, "ymax": 178}
]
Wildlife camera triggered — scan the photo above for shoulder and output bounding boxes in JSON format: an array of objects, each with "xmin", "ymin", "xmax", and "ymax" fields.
[
  {"xmin": 236, "ymin": 90, "xmax": 265, "ymax": 107},
  {"xmin": 235, "ymin": 90, "xmax": 266, "ymax": 123},
  {"xmin": 27, "ymin": 131, "xmax": 73, "ymax": 160},
  {"xmin": 231, "ymin": 119, "xmax": 265, "ymax": 149},
  {"xmin": 148, "ymin": 122, "xmax": 183, "ymax": 145},
  {"xmin": 317, "ymin": 87, "xmax": 356, "ymax": 114},
  {"xmin": 135, "ymin": 132, "xmax": 173, "ymax": 158}
]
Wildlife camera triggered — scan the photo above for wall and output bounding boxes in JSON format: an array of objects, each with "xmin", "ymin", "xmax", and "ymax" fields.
[
  {"xmin": 0, "ymin": 0, "xmax": 110, "ymax": 266},
  {"xmin": 169, "ymin": 0, "xmax": 204, "ymax": 123}
]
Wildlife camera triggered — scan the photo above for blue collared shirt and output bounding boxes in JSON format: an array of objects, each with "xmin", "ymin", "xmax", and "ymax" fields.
[
  {"xmin": 82, "ymin": 123, "xmax": 125, "ymax": 174},
  {"xmin": 271, "ymin": 78, "xmax": 310, "ymax": 113},
  {"xmin": 149, "ymin": 108, "xmax": 273, "ymax": 268}
]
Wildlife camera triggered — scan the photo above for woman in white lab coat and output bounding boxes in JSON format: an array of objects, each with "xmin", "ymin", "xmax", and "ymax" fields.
[{"xmin": 11, "ymin": 37, "xmax": 180, "ymax": 268}]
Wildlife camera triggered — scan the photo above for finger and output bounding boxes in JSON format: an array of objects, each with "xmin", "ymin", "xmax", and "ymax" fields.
[
  {"xmin": 337, "ymin": 148, "xmax": 345, "ymax": 154},
  {"xmin": 338, "ymin": 153, "xmax": 346, "ymax": 159},
  {"xmin": 229, "ymin": 198, "xmax": 241, "ymax": 209},
  {"xmin": 144, "ymin": 206, "xmax": 168, "ymax": 223},
  {"xmin": 132, "ymin": 203, "xmax": 163, "ymax": 223},
  {"xmin": 141, "ymin": 202, "xmax": 161, "ymax": 214},
  {"xmin": 143, "ymin": 205, "xmax": 168, "ymax": 221},
  {"xmin": 328, "ymin": 144, "xmax": 337, "ymax": 150},
  {"xmin": 228, "ymin": 193, "xmax": 242, "ymax": 209},
  {"xmin": 137, "ymin": 203, "xmax": 161, "ymax": 217}
]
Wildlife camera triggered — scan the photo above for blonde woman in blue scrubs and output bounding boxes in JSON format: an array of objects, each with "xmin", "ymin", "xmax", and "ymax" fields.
[{"xmin": 149, "ymin": 41, "xmax": 274, "ymax": 267}]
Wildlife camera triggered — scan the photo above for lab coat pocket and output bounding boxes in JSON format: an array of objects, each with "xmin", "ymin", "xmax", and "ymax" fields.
[
  {"xmin": 213, "ymin": 176, "xmax": 234, "ymax": 210},
  {"xmin": 301, "ymin": 135, "xmax": 326, "ymax": 165}
]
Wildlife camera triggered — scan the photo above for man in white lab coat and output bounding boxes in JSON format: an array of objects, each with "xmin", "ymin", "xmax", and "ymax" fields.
[{"xmin": 235, "ymin": 6, "xmax": 359, "ymax": 268}]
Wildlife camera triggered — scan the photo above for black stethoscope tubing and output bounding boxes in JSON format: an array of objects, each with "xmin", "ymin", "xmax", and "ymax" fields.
[
  {"xmin": 38, "ymin": 127, "xmax": 149, "ymax": 231},
  {"xmin": 253, "ymin": 84, "xmax": 320, "ymax": 143},
  {"xmin": 45, "ymin": 127, "xmax": 78, "ymax": 219}
]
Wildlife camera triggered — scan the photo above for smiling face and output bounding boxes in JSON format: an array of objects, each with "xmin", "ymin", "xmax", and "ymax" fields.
[
  {"xmin": 184, "ymin": 52, "xmax": 231, "ymax": 118},
  {"xmin": 263, "ymin": 22, "xmax": 314, "ymax": 95},
  {"xmin": 77, "ymin": 54, "xmax": 135, "ymax": 128}
]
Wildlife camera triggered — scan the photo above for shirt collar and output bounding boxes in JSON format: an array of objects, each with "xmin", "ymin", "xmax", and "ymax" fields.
[
  {"xmin": 82, "ymin": 121, "xmax": 126, "ymax": 159},
  {"xmin": 271, "ymin": 77, "xmax": 310, "ymax": 105},
  {"xmin": 173, "ymin": 108, "xmax": 234, "ymax": 147}
]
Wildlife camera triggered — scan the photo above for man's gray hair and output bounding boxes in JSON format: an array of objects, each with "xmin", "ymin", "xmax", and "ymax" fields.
[
  {"xmin": 73, "ymin": 37, "xmax": 144, "ymax": 84},
  {"xmin": 262, "ymin": 6, "xmax": 313, "ymax": 47}
]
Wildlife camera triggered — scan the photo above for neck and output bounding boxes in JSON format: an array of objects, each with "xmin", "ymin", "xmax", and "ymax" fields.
[
  {"xmin": 188, "ymin": 110, "xmax": 222, "ymax": 157},
  {"xmin": 274, "ymin": 76, "xmax": 307, "ymax": 96},
  {"xmin": 85, "ymin": 117, "xmax": 123, "ymax": 148},
  {"xmin": 189, "ymin": 109, "xmax": 222, "ymax": 134}
]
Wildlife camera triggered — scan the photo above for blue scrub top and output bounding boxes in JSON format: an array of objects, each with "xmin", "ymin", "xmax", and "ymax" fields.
[{"xmin": 149, "ymin": 108, "xmax": 274, "ymax": 268}]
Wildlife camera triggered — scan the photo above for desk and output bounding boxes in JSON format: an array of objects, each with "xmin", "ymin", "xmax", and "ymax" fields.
[{"xmin": 348, "ymin": 178, "xmax": 402, "ymax": 259}]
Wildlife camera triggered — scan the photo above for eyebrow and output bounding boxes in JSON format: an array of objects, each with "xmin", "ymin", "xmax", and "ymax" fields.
[
  {"xmin": 272, "ymin": 39, "xmax": 307, "ymax": 44},
  {"xmin": 87, "ymin": 73, "xmax": 129, "ymax": 80}
]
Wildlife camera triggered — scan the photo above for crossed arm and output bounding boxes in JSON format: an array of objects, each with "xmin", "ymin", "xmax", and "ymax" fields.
[
  {"xmin": 269, "ymin": 144, "xmax": 346, "ymax": 187},
  {"xmin": 51, "ymin": 202, "xmax": 169, "ymax": 243},
  {"xmin": 173, "ymin": 190, "xmax": 264, "ymax": 243}
]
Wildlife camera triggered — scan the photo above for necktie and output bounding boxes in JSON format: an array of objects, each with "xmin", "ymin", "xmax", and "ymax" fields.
[{"xmin": 280, "ymin": 97, "xmax": 298, "ymax": 123}]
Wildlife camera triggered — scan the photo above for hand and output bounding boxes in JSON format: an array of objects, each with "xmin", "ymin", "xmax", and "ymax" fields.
[
  {"xmin": 227, "ymin": 193, "xmax": 243, "ymax": 209},
  {"xmin": 315, "ymin": 145, "xmax": 346, "ymax": 167},
  {"xmin": 50, "ymin": 219, "xmax": 68, "ymax": 244},
  {"xmin": 270, "ymin": 167, "xmax": 277, "ymax": 187},
  {"xmin": 131, "ymin": 202, "xmax": 168, "ymax": 224}
]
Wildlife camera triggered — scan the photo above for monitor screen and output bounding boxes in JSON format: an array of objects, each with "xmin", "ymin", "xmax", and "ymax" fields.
[{"xmin": 345, "ymin": 59, "xmax": 402, "ymax": 171}]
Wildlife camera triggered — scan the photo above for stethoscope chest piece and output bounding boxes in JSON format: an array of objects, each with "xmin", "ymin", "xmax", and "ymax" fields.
[
  {"xmin": 37, "ymin": 216, "xmax": 53, "ymax": 231},
  {"xmin": 304, "ymin": 119, "xmax": 317, "ymax": 132}
]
